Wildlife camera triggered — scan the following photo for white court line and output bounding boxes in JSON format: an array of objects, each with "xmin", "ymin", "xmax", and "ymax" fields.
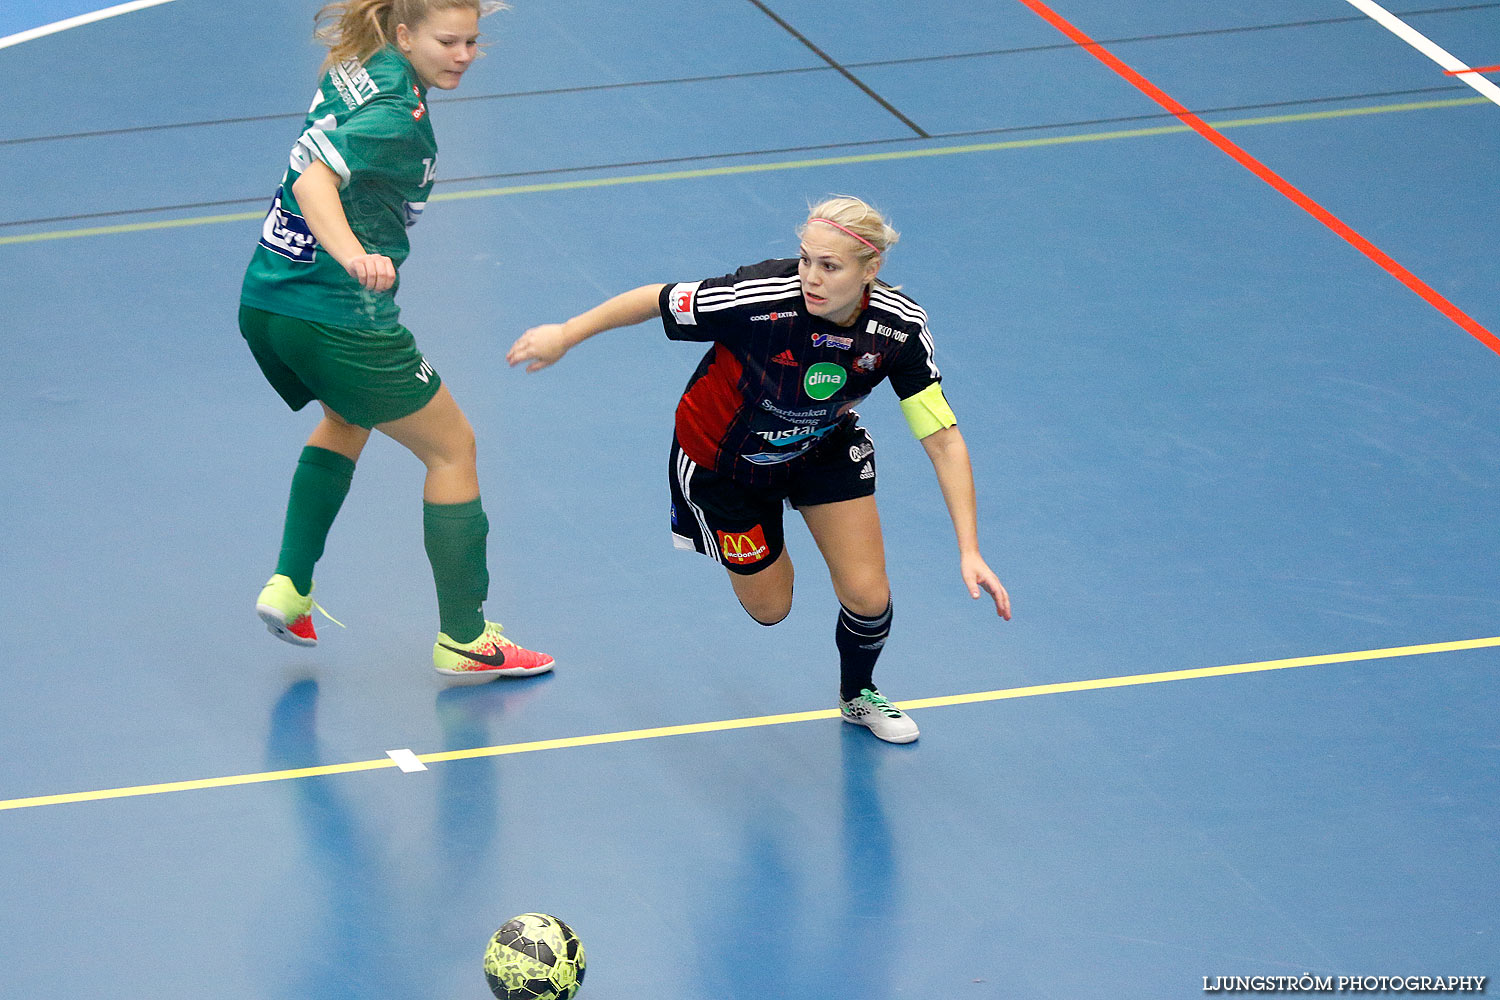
[
  {"xmin": 0, "ymin": 0, "xmax": 181, "ymax": 51},
  {"xmin": 1344, "ymin": 0, "xmax": 1500, "ymax": 107},
  {"xmin": 385, "ymin": 749, "xmax": 428, "ymax": 774}
]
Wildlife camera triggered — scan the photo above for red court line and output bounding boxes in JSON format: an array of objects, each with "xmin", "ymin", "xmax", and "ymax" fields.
[
  {"xmin": 1446, "ymin": 64, "xmax": 1500, "ymax": 75},
  {"xmin": 1013, "ymin": 0, "xmax": 1500, "ymax": 357}
]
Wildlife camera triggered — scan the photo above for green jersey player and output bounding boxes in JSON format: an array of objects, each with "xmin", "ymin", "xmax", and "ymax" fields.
[{"xmin": 239, "ymin": 0, "xmax": 553, "ymax": 680}]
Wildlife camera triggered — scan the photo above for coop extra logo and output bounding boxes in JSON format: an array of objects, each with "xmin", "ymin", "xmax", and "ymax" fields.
[
  {"xmin": 716, "ymin": 526, "xmax": 770, "ymax": 565},
  {"xmin": 803, "ymin": 362, "xmax": 846, "ymax": 401}
]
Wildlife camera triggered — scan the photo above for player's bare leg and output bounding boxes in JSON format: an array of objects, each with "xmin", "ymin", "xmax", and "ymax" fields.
[
  {"xmin": 380, "ymin": 385, "xmax": 553, "ymax": 679},
  {"xmin": 727, "ymin": 549, "xmax": 795, "ymax": 625},
  {"xmin": 800, "ymin": 495, "xmax": 889, "ymax": 618},
  {"xmin": 307, "ymin": 403, "xmax": 371, "ymax": 462},
  {"xmin": 801, "ymin": 496, "xmax": 915, "ymax": 743},
  {"xmin": 377, "ymin": 384, "xmax": 479, "ymax": 504}
]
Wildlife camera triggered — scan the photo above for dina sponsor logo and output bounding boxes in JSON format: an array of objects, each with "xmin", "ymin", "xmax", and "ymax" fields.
[{"xmin": 804, "ymin": 363, "xmax": 846, "ymax": 401}]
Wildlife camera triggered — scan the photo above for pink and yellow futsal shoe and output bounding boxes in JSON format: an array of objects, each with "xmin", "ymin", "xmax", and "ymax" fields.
[
  {"xmin": 433, "ymin": 621, "xmax": 554, "ymax": 680},
  {"xmin": 256, "ymin": 574, "xmax": 319, "ymax": 646}
]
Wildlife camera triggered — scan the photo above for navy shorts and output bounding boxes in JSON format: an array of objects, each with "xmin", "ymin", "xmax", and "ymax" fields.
[{"xmin": 668, "ymin": 424, "xmax": 876, "ymax": 575}]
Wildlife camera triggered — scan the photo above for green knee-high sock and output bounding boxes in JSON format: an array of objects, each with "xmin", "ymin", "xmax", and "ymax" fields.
[
  {"xmin": 274, "ymin": 446, "xmax": 357, "ymax": 596},
  {"xmin": 424, "ymin": 498, "xmax": 489, "ymax": 643}
]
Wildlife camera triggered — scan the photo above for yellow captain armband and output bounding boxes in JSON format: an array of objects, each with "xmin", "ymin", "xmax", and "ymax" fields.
[{"xmin": 899, "ymin": 382, "xmax": 957, "ymax": 439}]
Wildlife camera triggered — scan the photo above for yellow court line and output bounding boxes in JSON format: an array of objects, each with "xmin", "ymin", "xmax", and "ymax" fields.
[
  {"xmin": 1, "ymin": 635, "xmax": 1495, "ymax": 813},
  {"xmin": 897, "ymin": 634, "xmax": 1500, "ymax": 709},
  {"xmin": 0, "ymin": 95, "xmax": 1484, "ymax": 247},
  {"xmin": 0, "ymin": 758, "xmax": 397, "ymax": 812}
]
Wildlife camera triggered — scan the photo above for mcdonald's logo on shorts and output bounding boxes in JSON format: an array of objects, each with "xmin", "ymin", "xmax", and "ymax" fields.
[{"xmin": 716, "ymin": 525, "xmax": 770, "ymax": 565}]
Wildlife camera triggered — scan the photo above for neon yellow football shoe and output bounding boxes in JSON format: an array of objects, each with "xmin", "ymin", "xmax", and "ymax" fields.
[
  {"xmin": 433, "ymin": 621, "xmax": 555, "ymax": 680},
  {"xmin": 256, "ymin": 575, "xmax": 319, "ymax": 646}
]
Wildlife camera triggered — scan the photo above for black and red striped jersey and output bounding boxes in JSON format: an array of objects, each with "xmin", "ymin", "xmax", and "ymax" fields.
[{"xmin": 659, "ymin": 257, "xmax": 942, "ymax": 486}]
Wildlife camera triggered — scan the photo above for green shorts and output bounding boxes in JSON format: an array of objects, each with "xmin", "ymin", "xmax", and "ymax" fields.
[{"xmin": 239, "ymin": 304, "xmax": 442, "ymax": 428}]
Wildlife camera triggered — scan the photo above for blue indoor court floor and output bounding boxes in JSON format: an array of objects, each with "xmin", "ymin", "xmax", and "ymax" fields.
[{"xmin": 1, "ymin": 1, "xmax": 1497, "ymax": 997}]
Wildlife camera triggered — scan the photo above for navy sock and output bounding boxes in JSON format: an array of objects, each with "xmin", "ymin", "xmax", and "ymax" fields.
[{"xmin": 836, "ymin": 598, "xmax": 892, "ymax": 701}]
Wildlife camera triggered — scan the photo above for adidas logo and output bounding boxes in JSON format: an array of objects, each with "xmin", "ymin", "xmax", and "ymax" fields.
[
  {"xmin": 859, "ymin": 461, "xmax": 874, "ymax": 480},
  {"xmin": 770, "ymin": 350, "xmax": 797, "ymax": 366}
]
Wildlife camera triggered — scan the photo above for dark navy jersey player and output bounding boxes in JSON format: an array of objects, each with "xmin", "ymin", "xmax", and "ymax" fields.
[
  {"xmin": 662, "ymin": 256, "xmax": 942, "ymax": 488},
  {"xmin": 508, "ymin": 196, "xmax": 1011, "ymax": 743}
]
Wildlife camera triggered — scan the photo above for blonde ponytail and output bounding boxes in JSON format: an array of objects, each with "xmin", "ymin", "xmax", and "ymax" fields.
[{"xmin": 314, "ymin": 0, "xmax": 507, "ymax": 70}]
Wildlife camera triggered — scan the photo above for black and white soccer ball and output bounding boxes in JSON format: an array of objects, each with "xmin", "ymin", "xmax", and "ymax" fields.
[{"xmin": 483, "ymin": 913, "xmax": 586, "ymax": 1000}]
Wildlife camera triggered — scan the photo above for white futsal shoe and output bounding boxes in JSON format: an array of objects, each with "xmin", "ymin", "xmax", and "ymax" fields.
[{"xmin": 839, "ymin": 688, "xmax": 919, "ymax": 744}]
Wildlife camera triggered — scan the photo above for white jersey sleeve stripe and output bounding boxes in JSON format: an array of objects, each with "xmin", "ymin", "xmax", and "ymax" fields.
[
  {"xmin": 918, "ymin": 329, "xmax": 940, "ymax": 380},
  {"xmin": 697, "ymin": 275, "xmax": 801, "ymax": 294},
  {"xmin": 728, "ymin": 275, "xmax": 802, "ymax": 292},
  {"xmin": 298, "ymin": 128, "xmax": 352, "ymax": 186},
  {"xmin": 870, "ymin": 289, "xmax": 929, "ymax": 327},
  {"xmin": 698, "ymin": 288, "xmax": 802, "ymax": 312},
  {"xmin": 871, "ymin": 285, "xmax": 928, "ymax": 318},
  {"xmin": 696, "ymin": 278, "xmax": 801, "ymax": 305}
]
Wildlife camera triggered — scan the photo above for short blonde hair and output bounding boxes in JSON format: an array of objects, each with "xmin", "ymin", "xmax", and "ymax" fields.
[
  {"xmin": 315, "ymin": 0, "xmax": 506, "ymax": 70},
  {"xmin": 797, "ymin": 195, "xmax": 899, "ymax": 264}
]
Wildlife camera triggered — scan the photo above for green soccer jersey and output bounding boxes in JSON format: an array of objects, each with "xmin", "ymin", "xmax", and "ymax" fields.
[{"xmin": 240, "ymin": 45, "xmax": 438, "ymax": 329}]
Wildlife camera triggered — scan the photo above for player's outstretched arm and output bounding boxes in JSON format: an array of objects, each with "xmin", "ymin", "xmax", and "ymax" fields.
[
  {"xmin": 507, "ymin": 284, "xmax": 667, "ymax": 373},
  {"xmin": 290, "ymin": 160, "xmax": 395, "ymax": 292},
  {"xmin": 919, "ymin": 425, "xmax": 1012, "ymax": 620}
]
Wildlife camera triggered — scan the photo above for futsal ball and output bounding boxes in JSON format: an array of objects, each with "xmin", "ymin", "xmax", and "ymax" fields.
[{"xmin": 483, "ymin": 913, "xmax": 586, "ymax": 1000}]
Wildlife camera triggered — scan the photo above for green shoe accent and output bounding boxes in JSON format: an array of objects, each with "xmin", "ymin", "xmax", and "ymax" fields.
[{"xmin": 839, "ymin": 687, "xmax": 919, "ymax": 744}]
